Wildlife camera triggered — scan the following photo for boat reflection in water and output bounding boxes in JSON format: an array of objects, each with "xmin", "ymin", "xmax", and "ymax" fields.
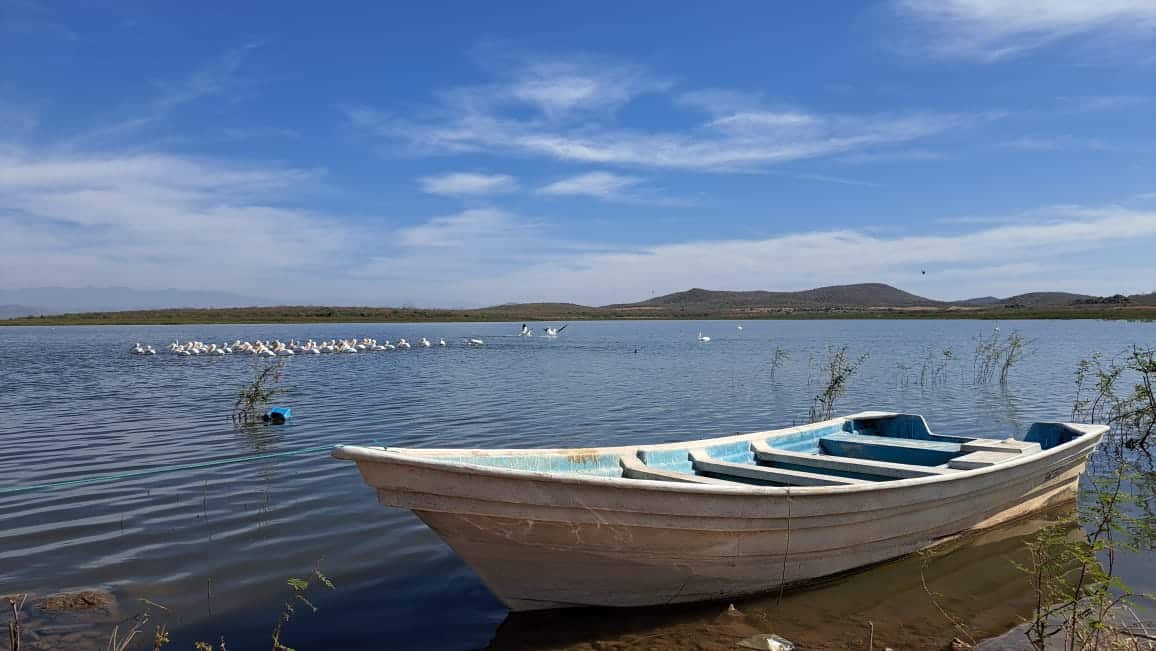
[{"xmin": 486, "ymin": 507, "xmax": 1080, "ymax": 651}]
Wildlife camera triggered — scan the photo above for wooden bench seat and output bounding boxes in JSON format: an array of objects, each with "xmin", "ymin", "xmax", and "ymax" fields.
[
  {"xmin": 948, "ymin": 450, "xmax": 1021, "ymax": 470},
  {"xmin": 751, "ymin": 441, "xmax": 954, "ymax": 479},
  {"xmin": 960, "ymin": 438, "xmax": 1042, "ymax": 455},
  {"xmin": 688, "ymin": 449, "xmax": 868, "ymax": 487},
  {"xmin": 818, "ymin": 432, "xmax": 961, "ymax": 466},
  {"xmin": 619, "ymin": 455, "xmax": 733, "ymax": 485}
]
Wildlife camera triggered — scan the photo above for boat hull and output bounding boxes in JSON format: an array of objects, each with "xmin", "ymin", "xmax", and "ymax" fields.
[{"xmin": 341, "ymin": 424, "xmax": 1100, "ymax": 611}]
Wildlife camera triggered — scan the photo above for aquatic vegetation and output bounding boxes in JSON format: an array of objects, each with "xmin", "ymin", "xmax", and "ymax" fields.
[
  {"xmin": 1011, "ymin": 349, "xmax": 1156, "ymax": 650},
  {"xmin": 1015, "ymin": 460, "xmax": 1154, "ymax": 650},
  {"xmin": 769, "ymin": 346, "xmax": 790, "ymax": 381},
  {"xmin": 4, "ymin": 566, "xmax": 336, "ymax": 651},
  {"xmin": 896, "ymin": 346, "xmax": 956, "ymax": 388},
  {"xmin": 232, "ymin": 360, "xmax": 287, "ymax": 426},
  {"xmin": 972, "ymin": 329, "xmax": 1031, "ymax": 385},
  {"xmin": 895, "ymin": 360, "xmax": 913, "ymax": 388},
  {"xmin": 271, "ymin": 566, "xmax": 336, "ymax": 651},
  {"xmin": 920, "ymin": 345, "xmax": 955, "ymax": 387},
  {"xmin": 807, "ymin": 345, "xmax": 868, "ymax": 423},
  {"xmin": 6, "ymin": 594, "xmax": 24, "ymax": 651},
  {"xmin": 104, "ymin": 600, "xmax": 171, "ymax": 651},
  {"xmin": 1073, "ymin": 346, "xmax": 1156, "ymax": 449}
]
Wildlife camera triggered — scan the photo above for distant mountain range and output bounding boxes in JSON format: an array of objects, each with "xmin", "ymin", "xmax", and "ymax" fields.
[
  {"xmin": 597, "ymin": 283, "xmax": 1149, "ymax": 313},
  {"xmin": 609, "ymin": 283, "xmax": 941, "ymax": 311},
  {"xmin": 0, "ymin": 287, "xmax": 269, "ymax": 317},
  {"xmin": 3, "ymin": 283, "xmax": 1155, "ymax": 323}
]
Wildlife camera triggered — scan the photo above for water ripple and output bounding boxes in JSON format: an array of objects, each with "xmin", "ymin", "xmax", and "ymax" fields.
[{"xmin": 1, "ymin": 319, "xmax": 1153, "ymax": 649}]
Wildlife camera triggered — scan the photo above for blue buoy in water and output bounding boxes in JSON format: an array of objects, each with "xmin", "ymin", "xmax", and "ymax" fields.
[{"xmin": 264, "ymin": 406, "xmax": 292, "ymax": 425}]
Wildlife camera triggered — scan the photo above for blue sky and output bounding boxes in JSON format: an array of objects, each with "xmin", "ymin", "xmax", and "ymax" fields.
[{"xmin": 2, "ymin": 1, "xmax": 1155, "ymax": 307}]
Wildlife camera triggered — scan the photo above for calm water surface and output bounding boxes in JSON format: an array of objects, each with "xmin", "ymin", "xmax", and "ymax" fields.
[{"xmin": 1, "ymin": 320, "xmax": 1153, "ymax": 649}]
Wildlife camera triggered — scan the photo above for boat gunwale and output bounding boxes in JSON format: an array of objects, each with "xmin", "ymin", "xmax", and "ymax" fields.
[{"xmin": 332, "ymin": 413, "xmax": 1108, "ymax": 497}]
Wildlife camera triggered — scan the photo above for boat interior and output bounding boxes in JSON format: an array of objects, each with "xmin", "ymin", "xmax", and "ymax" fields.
[{"xmin": 403, "ymin": 414, "xmax": 1089, "ymax": 487}]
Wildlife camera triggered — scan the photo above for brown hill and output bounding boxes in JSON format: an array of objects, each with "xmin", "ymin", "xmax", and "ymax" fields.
[
  {"xmin": 609, "ymin": 283, "xmax": 942, "ymax": 312},
  {"xmin": 997, "ymin": 292, "xmax": 1096, "ymax": 307}
]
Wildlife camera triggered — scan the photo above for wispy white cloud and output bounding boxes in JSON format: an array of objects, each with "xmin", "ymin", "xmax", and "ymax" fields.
[
  {"xmin": 0, "ymin": 147, "xmax": 358, "ymax": 298},
  {"xmin": 538, "ymin": 171, "xmax": 642, "ymax": 200},
  {"xmin": 348, "ymin": 101, "xmax": 983, "ymax": 173},
  {"xmin": 70, "ymin": 42, "xmax": 261, "ymax": 144},
  {"xmin": 896, "ymin": 0, "xmax": 1156, "ymax": 61},
  {"xmin": 788, "ymin": 172, "xmax": 881, "ymax": 188},
  {"xmin": 5, "ymin": 144, "xmax": 1156, "ymax": 306},
  {"xmin": 502, "ymin": 58, "xmax": 670, "ymax": 117},
  {"xmin": 836, "ymin": 148, "xmax": 953, "ymax": 164},
  {"xmin": 352, "ymin": 208, "xmax": 615, "ymax": 303},
  {"xmin": 217, "ymin": 125, "xmax": 302, "ymax": 142},
  {"xmin": 419, "ymin": 172, "xmax": 518, "ymax": 196},
  {"xmin": 345, "ymin": 51, "xmax": 989, "ymax": 173},
  {"xmin": 994, "ymin": 135, "xmax": 1118, "ymax": 151},
  {"xmin": 395, "ymin": 208, "xmax": 525, "ymax": 247},
  {"xmin": 350, "ymin": 201, "xmax": 1156, "ymax": 305},
  {"xmin": 474, "ymin": 205, "xmax": 1156, "ymax": 305},
  {"xmin": 1058, "ymin": 95, "xmax": 1151, "ymax": 112},
  {"xmin": 674, "ymin": 89, "xmax": 765, "ymax": 116},
  {"xmin": 0, "ymin": 0, "xmax": 76, "ymax": 43}
]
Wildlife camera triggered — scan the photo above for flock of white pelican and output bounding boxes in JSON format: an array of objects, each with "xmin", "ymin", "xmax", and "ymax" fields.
[
  {"xmin": 130, "ymin": 336, "xmax": 453, "ymax": 356},
  {"xmin": 125, "ymin": 323, "xmax": 740, "ymax": 356}
]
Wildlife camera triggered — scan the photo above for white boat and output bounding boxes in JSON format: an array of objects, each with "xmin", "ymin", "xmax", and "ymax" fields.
[{"xmin": 333, "ymin": 412, "xmax": 1105, "ymax": 611}]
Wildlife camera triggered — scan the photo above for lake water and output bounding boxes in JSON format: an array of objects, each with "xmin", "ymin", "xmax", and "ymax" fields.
[{"xmin": 1, "ymin": 320, "xmax": 1153, "ymax": 650}]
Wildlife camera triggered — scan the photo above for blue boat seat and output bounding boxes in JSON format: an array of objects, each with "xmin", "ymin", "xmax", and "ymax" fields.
[
  {"xmin": 818, "ymin": 432, "xmax": 961, "ymax": 466},
  {"xmin": 960, "ymin": 439, "xmax": 1042, "ymax": 455},
  {"xmin": 688, "ymin": 449, "xmax": 868, "ymax": 486},
  {"xmin": 751, "ymin": 441, "xmax": 955, "ymax": 479},
  {"xmin": 948, "ymin": 450, "xmax": 1021, "ymax": 470},
  {"xmin": 619, "ymin": 455, "xmax": 732, "ymax": 485}
]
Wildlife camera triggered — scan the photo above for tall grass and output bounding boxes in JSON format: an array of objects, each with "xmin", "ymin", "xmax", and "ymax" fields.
[
  {"xmin": 808, "ymin": 345, "xmax": 868, "ymax": 423},
  {"xmin": 5, "ymin": 595, "xmax": 23, "ymax": 651},
  {"xmin": 232, "ymin": 360, "xmax": 287, "ymax": 426},
  {"xmin": 972, "ymin": 329, "xmax": 1031, "ymax": 384},
  {"xmin": 769, "ymin": 346, "xmax": 790, "ymax": 381},
  {"xmin": 1011, "ymin": 347, "xmax": 1156, "ymax": 650}
]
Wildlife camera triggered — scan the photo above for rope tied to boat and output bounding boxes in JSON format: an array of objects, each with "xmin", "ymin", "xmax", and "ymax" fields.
[{"xmin": 777, "ymin": 487, "xmax": 792, "ymax": 607}]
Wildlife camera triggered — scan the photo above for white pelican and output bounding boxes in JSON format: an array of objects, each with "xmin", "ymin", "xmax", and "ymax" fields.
[
  {"xmin": 697, "ymin": 332, "xmax": 711, "ymax": 343},
  {"xmin": 438, "ymin": 338, "xmax": 446, "ymax": 347},
  {"xmin": 519, "ymin": 323, "xmax": 533, "ymax": 337},
  {"xmin": 736, "ymin": 325, "xmax": 743, "ymax": 331},
  {"xmin": 544, "ymin": 324, "xmax": 568, "ymax": 337},
  {"xmin": 465, "ymin": 338, "xmax": 484, "ymax": 346},
  {"xmin": 419, "ymin": 337, "xmax": 431, "ymax": 348},
  {"xmin": 396, "ymin": 338, "xmax": 411, "ymax": 349}
]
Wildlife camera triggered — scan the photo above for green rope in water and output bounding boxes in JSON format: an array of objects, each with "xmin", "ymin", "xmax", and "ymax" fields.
[{"xmin": 0, "ymin": 444, "xmax": 342, "ymax": 495}]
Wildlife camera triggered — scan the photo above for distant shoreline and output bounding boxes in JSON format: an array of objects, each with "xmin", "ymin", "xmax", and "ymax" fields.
[{"xmin": 3, "ymin": 305, "xmax": 1156, "ymax": 326}]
